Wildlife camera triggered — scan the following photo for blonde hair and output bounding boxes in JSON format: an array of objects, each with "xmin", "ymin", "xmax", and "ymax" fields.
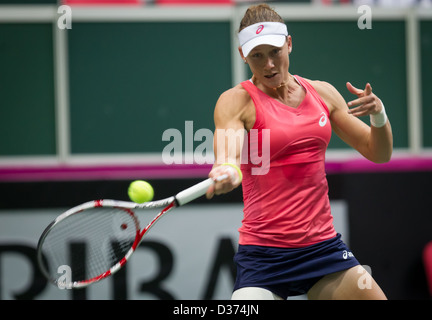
[{"xmin": 238, "ymin": 3, "xmax": 284, "ymax": 32}]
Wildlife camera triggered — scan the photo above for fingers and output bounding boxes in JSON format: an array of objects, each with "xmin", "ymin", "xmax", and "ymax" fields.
[
  {"xmin": 348, "ymin": 101, "xmax": 377, "ymax": 117},
  {"xmin": 347, "ymin": 82, "xmax": 380, "ymax": 117},
  {"xmin": 347, "ymin": 82, "xmax": 372, "ymax": 96},
  {"xmin": 205, "ymin": 173, "xmax": 234, "ymax": 199},
  {"xmin": 346, "ymin": 82, "xmax": 363, "ymax": 95},
  {"xmin": 206, "ymin": 165, "xmax": 240, "ymax": 199},
  {"xmin": 364, "ymin": 83, "xmax": 372, "ymax": 95},
  {"xmin": 205, "ymin": 184, "xmax": 215, "ymax": 199},
  {"xmin": 347, "ymin": 95, "xmax": 372, "ymax": 108},
  {"xmin": 347, "ymin": 93, "xmax": 374, "ymax": 110}
]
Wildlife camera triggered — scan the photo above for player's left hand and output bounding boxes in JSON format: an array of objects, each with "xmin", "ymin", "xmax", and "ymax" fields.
[{"xmin": 346, "ymin": 82, "xmax": 384, "ymax": 117}]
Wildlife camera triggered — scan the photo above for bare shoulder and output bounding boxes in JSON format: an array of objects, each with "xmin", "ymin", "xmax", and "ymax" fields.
[
  {"xmin": 302, "ymin": 78, "xmax": 347, "ymax": 113},
  {"xmin": 215, "ymin": 84, "xmax": 255, "ymax": 129},
  {"xmin": 216, "ymin": 84, "xmax": 251, "ymax": 111},
  {"xmin": 307, "ymin": 79, "xmax": 337, "ymax": 96}
]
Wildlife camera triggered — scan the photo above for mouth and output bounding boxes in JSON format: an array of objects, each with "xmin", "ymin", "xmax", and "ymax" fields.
[{"xmin": 264, "ymin": 73, "xmax": 277, "ymax": 79}]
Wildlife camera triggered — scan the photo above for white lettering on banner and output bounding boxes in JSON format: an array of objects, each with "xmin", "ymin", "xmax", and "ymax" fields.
[{"xmin": 0, "ymin": 201, "xmax": 348, "ymax": 300}]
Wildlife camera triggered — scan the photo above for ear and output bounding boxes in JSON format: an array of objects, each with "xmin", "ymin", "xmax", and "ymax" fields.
[
  {"xmin": 287, "ymin": 35, "xmax": 293, "ymax": 54},
  {"xmin": 238, "ymin": 46, "xmax": 246, "ymax": 61}
]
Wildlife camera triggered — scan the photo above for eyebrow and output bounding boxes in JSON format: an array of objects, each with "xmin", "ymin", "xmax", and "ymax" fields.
[{"xmin": 250, "ymin": 45, "xmax": 281, "ymax": 55}]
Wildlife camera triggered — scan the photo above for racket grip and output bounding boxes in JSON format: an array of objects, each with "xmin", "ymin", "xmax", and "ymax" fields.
[{"xmin": 175, "ymin": 175, "xmax": 228, "ymax": 206}]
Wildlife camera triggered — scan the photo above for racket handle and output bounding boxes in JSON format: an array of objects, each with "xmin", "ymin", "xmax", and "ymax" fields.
[{"xmin": 175, "ymin": 174, "xmax": 228, "ymax": 206}]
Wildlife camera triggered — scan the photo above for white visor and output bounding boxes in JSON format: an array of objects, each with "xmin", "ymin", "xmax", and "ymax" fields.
[{"xmin": 238, "ymin": 22, "xmax": 288, "ymax": 57}]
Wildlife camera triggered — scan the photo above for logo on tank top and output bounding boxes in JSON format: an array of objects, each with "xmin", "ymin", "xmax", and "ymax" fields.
[
  {"xmin": 319, "ymin": 112, "xmax": 328, "ymax": 127},
  {"xmin": 256, "ymin": 25, "xmax": 264, "ymax": 34}
]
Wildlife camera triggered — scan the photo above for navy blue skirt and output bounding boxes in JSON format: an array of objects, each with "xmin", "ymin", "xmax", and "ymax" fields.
[{"xmin": 233, "ymin": 234, "xmax": 360, "ymax": 299}]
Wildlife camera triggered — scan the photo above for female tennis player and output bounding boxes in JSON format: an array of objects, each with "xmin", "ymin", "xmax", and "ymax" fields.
[{"xmin": 206, "ymin": 3, "xmax": 392, "ymax": 300}]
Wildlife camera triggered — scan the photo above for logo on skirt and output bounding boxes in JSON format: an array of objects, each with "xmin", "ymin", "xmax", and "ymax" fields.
[{"xmin": 342, "ymin": 250, "xmax": 354, "ymax": 259}]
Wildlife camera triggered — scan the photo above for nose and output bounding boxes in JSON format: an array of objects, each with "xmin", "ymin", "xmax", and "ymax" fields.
[{"xmin": 265, "ymin": 57, "xmax": 275, "ymax": 69}]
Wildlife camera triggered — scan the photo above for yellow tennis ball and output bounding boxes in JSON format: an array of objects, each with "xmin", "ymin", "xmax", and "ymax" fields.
[{"xmin": 128, "ymin": 180, "xmax": 154, "ymax": 203}]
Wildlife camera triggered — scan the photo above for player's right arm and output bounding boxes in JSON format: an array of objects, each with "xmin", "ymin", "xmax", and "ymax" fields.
[{"xmin": 206, "ymin": 85, "xmax": 253, "ymax": 199}]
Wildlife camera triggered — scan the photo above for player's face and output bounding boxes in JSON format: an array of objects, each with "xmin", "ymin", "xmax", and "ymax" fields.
[{"xmin": 245, "ymin": 36, "xmax": 291, "ymax": 89}]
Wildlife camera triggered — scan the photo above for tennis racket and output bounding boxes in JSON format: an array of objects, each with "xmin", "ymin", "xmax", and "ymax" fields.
[{"xmin": 37, "ymin": 176, "xmax": 226, "ymax": 289}]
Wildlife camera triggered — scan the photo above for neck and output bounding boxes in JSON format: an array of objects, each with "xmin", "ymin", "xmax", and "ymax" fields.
[
  {"xmin": 262, "ymin": 74, "xmax": 296, "ymax": 99},
  {"xmin": 252, "ymin": 74, "xmax": 303, "ymax": 107}
]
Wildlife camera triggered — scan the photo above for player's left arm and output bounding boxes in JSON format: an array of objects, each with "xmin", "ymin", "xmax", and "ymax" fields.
[{"xmin": 313, "ymin": 81, "xmax": 393, "ymax": 163}]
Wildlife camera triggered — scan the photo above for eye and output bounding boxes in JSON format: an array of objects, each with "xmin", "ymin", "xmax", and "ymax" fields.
[
  {"xmin": 250, "ymin": 52, "xmax": 262, "ymax": 58},
  {"xmin": 272, "ymin": 48, "xmax": 281, "ymax": 55}
]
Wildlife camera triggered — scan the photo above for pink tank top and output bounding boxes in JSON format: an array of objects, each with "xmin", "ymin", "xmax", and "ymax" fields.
[{"xmin": 239, "ymin": 75, "xmax": 336, "ymax": 248}]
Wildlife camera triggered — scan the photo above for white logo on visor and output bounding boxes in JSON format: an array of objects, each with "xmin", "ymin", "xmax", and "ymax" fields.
[{"xmin": 319, "ymin": 112, "xmax": 327, "ymax": 127}]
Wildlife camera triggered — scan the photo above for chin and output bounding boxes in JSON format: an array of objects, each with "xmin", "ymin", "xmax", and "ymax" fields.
[{"xmin": 267, "ymin": 75, "xmax": 284, "ymax": 88}]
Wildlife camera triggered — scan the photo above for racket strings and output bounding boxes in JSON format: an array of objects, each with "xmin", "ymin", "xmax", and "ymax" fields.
[{"xmin": 39, "ymin": 207, "xmax": 138, "ymax": 284}]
